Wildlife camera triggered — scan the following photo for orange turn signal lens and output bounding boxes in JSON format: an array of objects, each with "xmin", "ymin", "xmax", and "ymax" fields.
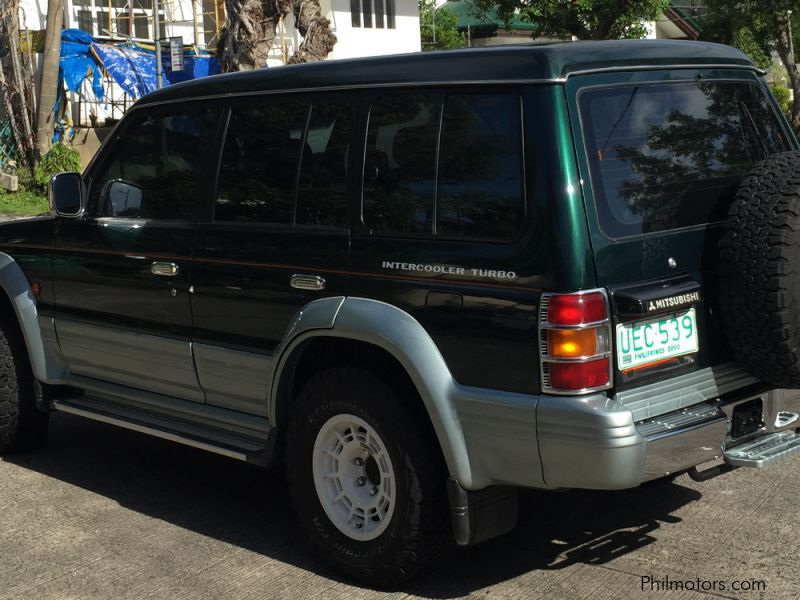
[{"xmin": 547, "ymin": 328, "xmax": 597, "ymax": 358}]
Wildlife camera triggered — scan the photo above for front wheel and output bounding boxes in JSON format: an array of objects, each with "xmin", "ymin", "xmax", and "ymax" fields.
[
  {"xmin": 286, "ymin": 366, "xmax": 451, "ymax": 587},
  {"xmin": 0, "ymin": 314, "xmax": 48, "ymax": 453}
]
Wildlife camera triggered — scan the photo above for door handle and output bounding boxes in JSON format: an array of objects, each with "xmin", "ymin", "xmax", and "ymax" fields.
[
  {"xmin": 151, "ymin": 262, "xmax": 179, "ymax": 277},
  {"xmin": 290, "ymin": 274, "xmax": 326, "ymax": 291}
]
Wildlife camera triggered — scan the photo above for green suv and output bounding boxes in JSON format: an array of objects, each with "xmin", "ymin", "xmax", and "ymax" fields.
[{"xmin": 3, "ymin": 40, "xmax": 800, "ymax": 586}]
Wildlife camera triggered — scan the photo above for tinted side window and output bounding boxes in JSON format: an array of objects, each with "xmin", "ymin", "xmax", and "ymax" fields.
[
  {"xmin": 216, "ymin": 103, "xmax": 309, "ymax": 224},
  {"xmin": 363, "ymin": 91, "xmax": 525, "ymax": 240},
  {"xmin": 93, "ymin": 107, "xmax": 220, "ymax": 220},
  {"xmin": 437, "ymin": 94, "xmax": 524, "ymax": 238},
  {"xmin": 580, "ymin": 82, "xmax": 790, "ymax": 238},
  {"xmin": 296, "ymin": 103, "xmax": 352, "ymax": 227},
  {"xmin": 364, "ymin": 94, "xmax": 440, "ymax": 234}
]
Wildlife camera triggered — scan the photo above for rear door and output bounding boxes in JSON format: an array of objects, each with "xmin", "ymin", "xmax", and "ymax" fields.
[
  {"xmin": 190, "ymin": 94, "xmax": 353, "ymax": 415},
  {"xmin": 567, "ymin": 70, "xmax": 797, "ymax": 390}
]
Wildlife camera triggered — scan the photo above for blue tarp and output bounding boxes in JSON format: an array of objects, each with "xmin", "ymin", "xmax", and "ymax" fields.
[
  {"xmin": 59, "ymin": 28, "xmax": 221, "ymax": 101},
  {"xmin": 61, "ymin": 29, "xmax": 105, "ymax": 99}
]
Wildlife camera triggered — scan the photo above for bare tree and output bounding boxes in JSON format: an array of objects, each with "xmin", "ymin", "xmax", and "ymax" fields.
[
  {"xmin": 221, "ymin": 0, "xmax": 336, "ymax": 71},
  {"xmin": 0, "ymin": 0, "xmax": 37, "ymax": 167}
]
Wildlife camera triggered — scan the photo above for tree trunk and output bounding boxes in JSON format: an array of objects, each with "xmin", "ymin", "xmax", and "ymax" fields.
[
  {"xmin": 221, "ymin": 0, "xmax": 290, "ymax": 71},
  {"xmin": 286, "ymin": 0, "xmax": 336, "ymax": 64},
  {"xmin": 221, "ymin": 0, "xmax": 335, "ymax": 71},
  {"xmin": 775, "ymin": 10, "xmax": 800, "ymax": 132},
  {"xmin": 35, "ymin": 0, "xmax": 63, "ymax": 161}
]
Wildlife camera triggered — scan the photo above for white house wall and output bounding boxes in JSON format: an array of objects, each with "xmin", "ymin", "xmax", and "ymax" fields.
[
  {"xmin": 18, "ymin": 0, "xmax": 420, "ymax": 126},
  {"xmin": 327, "ymin": 0, "xmax": 421, "ymax": 60},
  {"xmin": 18, "ymin": 0, "xmax": 48, "ymax": 30}
]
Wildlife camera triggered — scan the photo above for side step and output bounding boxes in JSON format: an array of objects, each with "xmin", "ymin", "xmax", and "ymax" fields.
[
  {"xmin": 724, "ymin": 431, "xmax": 800, "ymax": 468},
  {"xmin": 53, "ymin": 398, "xmax": 269, "ymax": 464}
]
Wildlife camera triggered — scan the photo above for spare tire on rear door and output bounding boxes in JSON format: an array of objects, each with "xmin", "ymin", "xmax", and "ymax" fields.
[{"xmin": 719, "ymin": 150, "xmax": 800, "ymax": 388}]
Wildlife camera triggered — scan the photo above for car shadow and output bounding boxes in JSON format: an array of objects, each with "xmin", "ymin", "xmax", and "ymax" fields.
[{"xmin": 6, "ymin": 413, "xmax": 702, "ymax": 598}]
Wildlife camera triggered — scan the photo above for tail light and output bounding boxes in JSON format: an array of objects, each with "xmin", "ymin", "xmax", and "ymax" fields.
[{"xmin": 539, "ymin": 290, "xmax": 612, "ymax": 394}]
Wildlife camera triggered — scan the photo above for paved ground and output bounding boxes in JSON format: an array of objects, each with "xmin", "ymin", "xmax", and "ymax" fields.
[{"xmin": 1, "ymin": 412, "xmax": 797, "ymax": 600}]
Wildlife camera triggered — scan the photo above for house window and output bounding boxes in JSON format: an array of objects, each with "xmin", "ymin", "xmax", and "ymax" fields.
[
  {"xmin": 351, "ymin": 0, "xmax": 395, "ymax": 28},
  {"xmin": 70, "ymin": 0, "xmax": 165, "ymax": 40}
]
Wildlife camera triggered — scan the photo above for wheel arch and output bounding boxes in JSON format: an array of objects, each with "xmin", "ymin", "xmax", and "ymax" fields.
[
  {"xmin": 270, "ymin": 297, "xmax": 474, "ymax": 487},
  {"xmin": 0, "ymin": 252, "xmax": 67, "ymax": 383}
]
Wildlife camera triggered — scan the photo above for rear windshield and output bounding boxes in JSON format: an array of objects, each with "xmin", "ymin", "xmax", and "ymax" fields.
[{"xmin": 579, "ymin": 81, "xmax": 790, "ymax": 238}]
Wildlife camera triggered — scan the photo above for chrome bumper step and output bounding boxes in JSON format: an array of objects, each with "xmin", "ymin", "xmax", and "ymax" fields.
[{"xmin": 724, "ymin": 431, "xmax": 800, "ymax": 468}]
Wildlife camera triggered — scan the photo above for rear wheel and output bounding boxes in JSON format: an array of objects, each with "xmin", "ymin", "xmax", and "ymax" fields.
[
  {"xmin": 0, "ymin": 314, "xmax": 48, "ymax": 453},
  {"xmin": 286, "ymin": 365, "xmax": 451, "ymax": 587}
]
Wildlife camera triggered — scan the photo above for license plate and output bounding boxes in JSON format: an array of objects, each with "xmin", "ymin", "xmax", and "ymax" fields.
[{"xmin": 616, "ymin": 308, "xmax": 698, "ymax": 370}]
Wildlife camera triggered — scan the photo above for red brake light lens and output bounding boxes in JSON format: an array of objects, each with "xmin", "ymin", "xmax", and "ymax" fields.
[
  {"xmin": 548, "ymin": 358, "xmax": 610, "ymax": 391},
  {"xmin": 547, "ymin": 292, "xmax": 606, "ymax": 325}
]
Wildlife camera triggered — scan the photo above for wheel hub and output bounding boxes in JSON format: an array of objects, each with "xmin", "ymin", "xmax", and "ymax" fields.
[{"xmin": 312, "ymin": 414, "xmax": 396, "ymax": 541}]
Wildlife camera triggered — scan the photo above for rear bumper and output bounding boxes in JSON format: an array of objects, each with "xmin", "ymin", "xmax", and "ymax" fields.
[{"xmin": 536, "ymin": 387, "xmax": 800, "ymax": 489}]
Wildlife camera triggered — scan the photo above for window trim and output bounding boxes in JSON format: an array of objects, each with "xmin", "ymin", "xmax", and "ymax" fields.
[
  {"xmin": 359, "ymin": 87, "xmax": 528, "ymax": 244},
  {"xmin": 575, "ymin": 78, "xmax": 791, "ymax": 242}
]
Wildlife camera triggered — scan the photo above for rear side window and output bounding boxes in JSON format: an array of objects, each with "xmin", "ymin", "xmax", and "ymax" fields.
[
  {"xmin": 580, "ymin": 82, "xmax": 790, "ymax": 238},
  {"xmin": 216, "ymin": 100, "xmax": 353, "ymax": 227},
  {"xmin": 296, "ymin": 103, "xmax": 353, "ymax": 227},
  {"xmin": 92, "ymin": 107, "xmax": 220, "ymax": 220},
  {"xmin": 363, "ymin": 94, "xmax": 440, "ymax": 234},
  {"xmin": 216, "ymin": 103, "xmax": 309, "ymax": 225},
  {"xmin": 363, "ymin": 91, "xmax": 525, "ymax": 240}
]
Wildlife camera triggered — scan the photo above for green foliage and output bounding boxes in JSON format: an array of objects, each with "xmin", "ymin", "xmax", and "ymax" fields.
[
  {"xmin": 699, "ymin": 0, "xmax": 800, "ymax": 129},
  {"xmin": 0, "ymin": 188, "xmax": 49, "ymax": 216},
  {"xmin": 473, "ymin": 0, "xmax": 668, "ymax": 40},
  {"xmin": 698, "ymin": 3, "xmax": 775, "ymax": 67},
  {"xmin": 731, "ymin": 27, "xmax": 771, "ymax": 69},
  {"xmin": 32, "ymin": 143, "xmax": 81, "ymax": 192},
  {"xmin": 420, "ymin": 0, "xmax": 468, "ymax": 50},
  {"xmin": 772, "ymin": 84, "xmax": 792, "ymax": 117}
]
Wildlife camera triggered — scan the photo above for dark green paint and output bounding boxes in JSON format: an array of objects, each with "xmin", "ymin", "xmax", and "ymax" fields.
[
  {"xmin": 0, "ymin": 42, "xmax": 786, "ymax": 401},
  {"xmin": 136, "ymin": 41, "xmax": 754, "ymax": 108}
]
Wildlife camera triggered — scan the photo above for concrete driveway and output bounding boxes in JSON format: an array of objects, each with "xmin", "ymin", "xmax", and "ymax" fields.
[{"xmin": 1, "ymin": 412, "xmax": 797, "ymax": 600}]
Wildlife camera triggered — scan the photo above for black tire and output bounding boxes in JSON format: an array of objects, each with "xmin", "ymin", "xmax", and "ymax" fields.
[
  {"xmin": 719, "ymin": 150, "xmax": 800, "ymax": 388},
  {"xmin": 286, "ymin": 365, "xmax": 451, "ymax": 587},
  {"xmin": 0, "ymin": 313, "xmax": 48, "ymax": 453}
]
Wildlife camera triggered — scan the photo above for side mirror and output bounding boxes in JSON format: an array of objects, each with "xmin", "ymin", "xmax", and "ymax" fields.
[
  {"xmin": 49, "ymin": 172, "xmax": 84, "ymax": 217},
  {"xmin": 104, "ymin": 180, "xmax": 143, "ymax": 218}
]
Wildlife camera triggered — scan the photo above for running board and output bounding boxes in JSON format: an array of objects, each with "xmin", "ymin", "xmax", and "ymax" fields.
[
  {"xmin": 53, "ymin": 399, "xmax": 268, "ymax": 463},
  {"xmin": 724, "ymin": 431, "xmax": 800, "ymax": 468}
]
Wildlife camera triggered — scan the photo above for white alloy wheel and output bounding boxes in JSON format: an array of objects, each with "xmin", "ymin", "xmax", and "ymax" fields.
[{"xmin": 312, "ymin": 413, "xmax": 396, "ymax": 541}]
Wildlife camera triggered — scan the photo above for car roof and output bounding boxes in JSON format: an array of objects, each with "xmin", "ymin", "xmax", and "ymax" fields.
[{"xmin": 137, "ymin": 40, "xmax": 755, "ymax": 106}]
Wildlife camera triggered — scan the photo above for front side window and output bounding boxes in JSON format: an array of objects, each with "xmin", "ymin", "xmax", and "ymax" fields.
[
  {"xmin": 363, "ymin": 91, "xmax": 525, "ymax": 240},
  {"xmin": 91, "ymin": 107, "xmax": 220, "ymax": 220},
  {"xmin": 580, "ymin": 81, "xmax": 790, "ymax": 238}
]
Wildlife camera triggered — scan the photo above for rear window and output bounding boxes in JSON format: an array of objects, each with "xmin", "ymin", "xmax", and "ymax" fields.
[{"xmin": 580, "ymin": 81, "xmax": 790, "ymax": 238}]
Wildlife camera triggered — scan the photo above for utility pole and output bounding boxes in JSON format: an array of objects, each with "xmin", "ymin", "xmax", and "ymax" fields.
[
  {"xmin": 153, "ymin": 0, "xmax": 163, "ymax": 88},
  {"xmin": 35, "ymin": 0, "xmax": 63, "ymax": 161},
  {"xmin": 790, "ymin": 10, "xmax": 796, "ymax": 63}
]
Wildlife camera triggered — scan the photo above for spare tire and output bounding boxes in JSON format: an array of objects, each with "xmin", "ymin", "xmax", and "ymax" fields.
[{"xmin": 719, "ymin": 150, "xmax": 800, "ymax": 388}]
